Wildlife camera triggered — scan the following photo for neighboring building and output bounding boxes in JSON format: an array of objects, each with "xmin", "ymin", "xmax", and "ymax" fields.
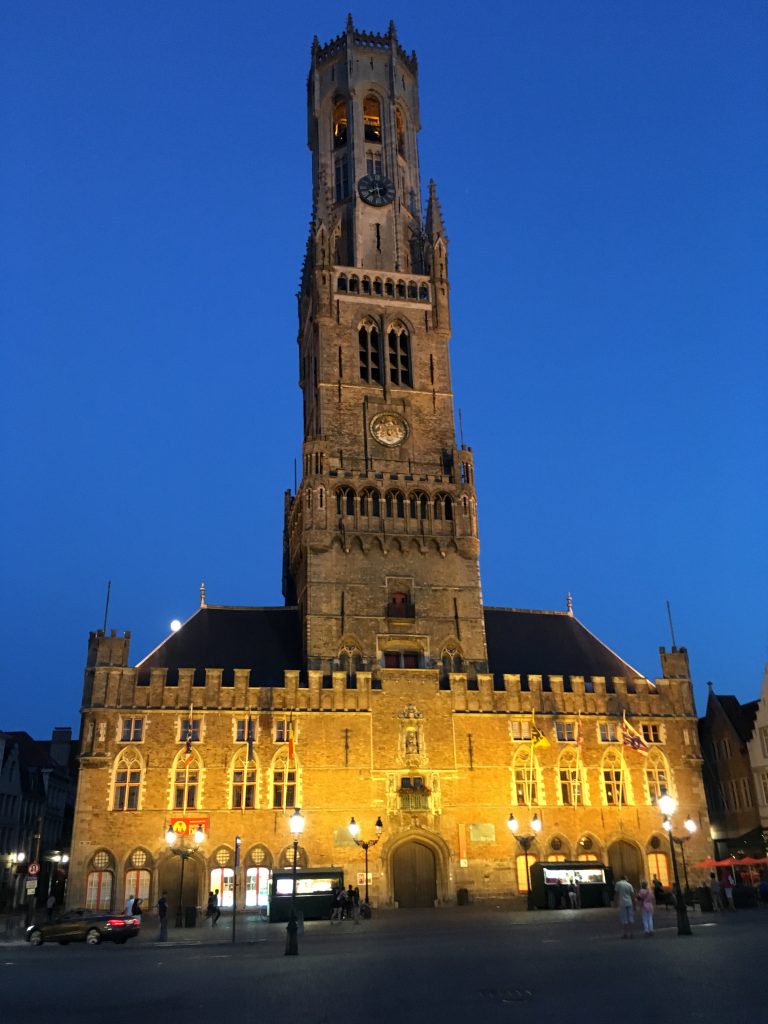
[
  {"xmin": 68, "ymin": 18, "xmax": 711, "ymax": 917},
  {"xmin": 699, "ymin": 683, "xmax": 763, "ymax": 858},
  {"xmin": 746, "ymin": 668, "xmax": 768, "ymax": 843},
  {"xmin": 0, "ymin": 728, "xmax": 77, "ymax": 910}
]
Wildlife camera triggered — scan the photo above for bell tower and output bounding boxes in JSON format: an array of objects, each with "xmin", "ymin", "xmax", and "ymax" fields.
[{"xmin": 285, "ymin": 17, "xmax": 488, "ymax": 678}]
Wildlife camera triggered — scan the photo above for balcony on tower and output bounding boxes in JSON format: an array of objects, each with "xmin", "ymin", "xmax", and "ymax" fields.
[{"xmin": 386, "ymin": 591, "xmax": 415, "ymax": 621}]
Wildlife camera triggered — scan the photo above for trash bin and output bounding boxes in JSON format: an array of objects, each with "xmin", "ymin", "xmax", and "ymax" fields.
[
  {"xmin": 184, "ymin": 905, "xmax": 197, "ymax": 928},
  {"xmin": 457, "ymin": 888, "xmax": 469, "ymax": 906}
]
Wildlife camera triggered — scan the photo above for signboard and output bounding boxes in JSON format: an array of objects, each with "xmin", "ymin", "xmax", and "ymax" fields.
[
  {"xmin": 168, "ymin": 816, "xmax": 209, "ymax": 837},
  {"xmin": 25, "ymin": 880, "xmax": 38, "ymax": 895},
  {"xmin": 27, "ymin": 861, "xmax": 40, "ymax": 877}
]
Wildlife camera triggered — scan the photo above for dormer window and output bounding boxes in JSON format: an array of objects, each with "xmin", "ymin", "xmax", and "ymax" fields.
[
  {"xmin": 333, "ymin": 98, "xmax": 348, "ymax": 148},
  {"xmin": 364, "ymin": 95, "xmax": 382, "ymax": 143}
]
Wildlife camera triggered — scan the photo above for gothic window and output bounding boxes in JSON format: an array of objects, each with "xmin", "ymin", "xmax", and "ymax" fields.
[
  {"xmin": 388, "ymin": 324, "xmax": 412, "ymax": 386},
  {"xmin": 231, "ymin": 750, "xmax": 257, "ymax": 809},
  {"xmin": 337, "ymin": 273, "xmax": 348, "ymax": 292},
  {"xmin": 366, "ymin": 150, "xmax": 383, "ymax": 176},
  {"xmin": 385, "ymin": 279, "xmax": 394, "ymax": 296},
  {"xmin": 336, "ymin": 487, "xmax": 355, "ymax": 516},
  {"xmin": 362, "ymin": 276, "xmax": 371, "ymax": 294},
  {"xmin": 359, "ymin": 321, "xmax": 381, "ymax": 383},
  {"xmin": 645, "ymin": 751, "xmax": 669, "ymax": 804},
  {"xmin": 441, "ymin": 649, "xmax": 463, "ymax": 673},
  {"xmin": 112, "ymin": 751, "xmax": 142, "ymax": 811},
  {"xmin": 602, "ymin": 751, "xmax": 627, "ymax": 806},
  {"xmin": 513, "ymin": 747, "xmax": 538, "ymax": 805},
  {"xmin": 360, "ymin": 488, "xmax": 380, "ymax": 517},
  {"xmin": 419, "ymin": 284, "xmax": 428, "ymax": 300},
  {"xmin": 433, "ymin": 493, "xmax": 453, "ymax": 521},
  {"xmin": 396, "ymin": 280, "xmax": 406, "ymax": 299},
  {"xmin": 363, "ymin": 94, "xmax": 382, "ymax": 143},
  {"xmin": 124, "ymin": 866, "xmax": 150, "ymax": 908},
  {"xmin": 373, "ymin": 278, "xmax": 383, "ymax": 296},
  {"xmin": 516, "ymin": 853, "xmax": 536, "ymax": 894},
  {"xmin": 349, "ymin": 275, "xmax": 359, "ymax": 293},
  {"xmin": 333, "ymin": 98, "xmax": 348, "ymax": 148},
  {"xmin": 409, "ymin": 492, "xmax": 428, "ymax": 519},
  {"xmin": 385, "ymin": 490, "xmax": 405, "ymax": 518},
  {"xmin": 334, "ymin": 157, "xmax": 349, "ymax": 200},
  {"xmin": 272, "ymin": 753, "xmax": 297, "ymax": 809},
  {"xmin": 86, "ymin": 850, "xmax": 114, "ymax": 910},
  {"xmin": 647, "ymin": 851, "xmax": 670, "ymax": 886},
  {"xmin": 173, "ymin": 752, "xmax": 202, "ymax": 811},
  {"xmin": 407, "ymin": 282, "xmax": 417, "ymax": 299},
  {"xmin": 396, "ymin": 107, "xmax": 406, "ymax": 156},
  {"xmin": 557, "ymin": 750, "xmax": 583, "ymax": 806}
]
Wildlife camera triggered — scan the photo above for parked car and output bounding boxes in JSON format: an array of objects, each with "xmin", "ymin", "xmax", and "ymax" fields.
[{"xmin": 26, "ymin": 909, "xmax": 141, "ymax": 946}]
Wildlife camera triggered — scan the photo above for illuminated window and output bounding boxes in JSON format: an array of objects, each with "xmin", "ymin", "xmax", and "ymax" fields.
[
  {"xmin": 179, "ymin": 719, "xmax": 200, "ymax": 742},
  {"xmin": 647, "ymin": 852, "xmax": 670, "ymax": 887},
  {"xmin": 359, "ymin": 321, "xmax": 381, "ymax": 383},
  {"xmin": 246, "ymin": 866, "xmax": 272, "ymax": 908},
  {"xmin": 363, "ymin": 94, "xmax": 382, "ymax": 143},
  {"xmin": 333, "ymin": 98, "xmax": 348, "ymax": 148},
  {"xmin": 645, "ymin": 752, "xmax": 669, "ymax": 804},
  {"xmin": 577, "ymin": 852, "xmax": 599, "ymax": 862},
  {"xmin": 555, "ymin": 721, "xmax": 575, "ymax": 742},
  {"xmin": 513, "ymin": 747, "xmax": 538, "ymax": 805},
  {"xmin": 602, "ymin": 752, "xmax": 626, "ymax": 805},
  {"xmin": 558, "ymin": 750, "xmax": 583, "ymax": 806},
  {"xmin": 174, "ymin": 753, "xmax": 201, "ymax": 810},
  {"xmin": 86, "ymin": 870, "xmax": 113, "ymax": 911},
  {"xmin": 231, "ymin": 751, "xmax": 257, "ymax": 809},
  {"xmin": 113, "ymin": 752, "xmax": 142, "ymax": 811},
  {"xmin": 516, "ymin": 853, "xmax": 536, "ymax": 893},
  {"xmin": 546, "ymin": 853, "xmax": 566, "ymax": 862},
  {"xmin": 120, "ymin": 717, "xmax": 143, "ymax": 742},
  {"xmin": 124, "ymin": 869, "xmax": 150, "ymax": 908},
  {"xmin": 598, "ymin": 722, "xmax": 618, "ymax": 743},
  {"xmin": 272, "ymin": 753, "xmax": 296, "ymax": 809},
  {"xmin": 210, "ymin": 868, "xmax": 235, "ymax": 908}
]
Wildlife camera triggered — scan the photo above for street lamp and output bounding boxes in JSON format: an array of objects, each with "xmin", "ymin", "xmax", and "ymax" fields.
[
  {"xmin": 508, "ymin": 812, "xmax": 541, "ymax": 910},
  {"xmin": 348, "ymin": 816, "xmax": 384, "ymax": 910},
  {"xmin": 658, "ymin": 793, "xmax": 693, "ymax": 936},
  {"xmin": 285, "ymin": 807, "xmax": 305, "ymax": 956},
  {"xmin": 165, "ymin": 825, "xmax": 204, "ymax": 928}
]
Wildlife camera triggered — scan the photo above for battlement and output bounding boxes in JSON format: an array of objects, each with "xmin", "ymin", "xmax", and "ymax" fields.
[{"xmin": 314, "ymin": 21, "xmax": 417, "ymax": 76}]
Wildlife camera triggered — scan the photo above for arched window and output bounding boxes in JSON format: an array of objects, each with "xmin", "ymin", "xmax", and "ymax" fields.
[
  {"xmin": 124, "ymin": 868, "xmax": 150, "ymax": 909},
  {"xmin": 349, "ymin": 275, "xmax": 359, "ymax": 293},
  {"xmin": 245, "ymin": 846, "xmax": 273, "ymax": 908},
  {"xmin": 645, "ymin": 751, "xmax": 670, "ymax": 804},
  {"xmin": 373, "ymin": 278, "xmax": 383, "ymax": 296},
  {"xmin": 516, "ymin": 853, "xmax": 537, "ymax": 894},
  {"xmin": 112, "ymin": 750, "xmax": 142, "ymax": 811},
  {"xmin": 434, "ymin": 493, "xmax": 453, "ymax": 521},
  {"xmin": 513, "ymin": 747, "xmax": 538, "ymax": 806},
  {"xmin": 385, "ymin": 490, "xmax": 405, "ymax": 518},
  {"xmin": 333, "ymin": 98, "xmax": 348, "ymax": 148},
  {"xmin": 210, "ymin": 866, "xmax": 235, "ymax": 908},
  {"xmin": 558, "ymin": 749, "xmax": 584, "ymax": 806},
  {"xmin": 359, "ymin": 320, "xmax": 381, "ymax": 383},
  {"xmin": 231, "ymin": 750, "xmax": 257, "ymax": 809},
  {"xmin": 396, "ymin": 280, "xmax": 406, "ymax": 299},
  {"xmin": 388, "ymin": 324, "xmax": 412, "ymax": 386},
  {"xmin": 337, "ymin": 273, "xmax": 348, "ymax": 292},
  {"xmin": 362, "ymin": 276, "xmax": 371, "ymax": 295},
  {"xmin": 272, "ymin": 752, "xmax": 297, "ymax": 809},
  {"xmin": 441, "ymin": 649, "xmax": 463, "ymax": 674},
  {"xmin": 336, "ymin": 486, "xmax": 355, "ymax": 516},
  {"xmin": 407, "ymin": 282, "xmax": 417, "ymax": 299},
  {"xmin": 396, "ymin": 107, "xmax": 406, "ymax": 156},
  {"xmin": 173, "ymin": 752, "xmax": 202, "ymax": 811},
  {"xmin": 360, "ymin": 488, "xmax": 380, "ymax": 517},
  {"xmin": 363, "ymin": 94, "xmax": 382, "ymax": 143},
  {"xmin": 409, "ymin": 492, "xmax": 429, "ymax": 519},
  {"xmin": 647, "ymin": 851, "xmax": 670, "ymax": 887},
  {"xmin": 602, "ymin": 751, "xmax": 627, "ymax": 806},
  {"xmin": 335, "ymin": 156, "xmax": 349, "ymax": 200},
  {"xmin": 86, "ymin": 850, "xmax": 114, "ymax": 910}
]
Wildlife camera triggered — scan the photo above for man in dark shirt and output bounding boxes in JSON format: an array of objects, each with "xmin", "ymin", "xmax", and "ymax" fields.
[{"xmin": 157, "ymin": 892, "xmax": 168, "ymax": 941}]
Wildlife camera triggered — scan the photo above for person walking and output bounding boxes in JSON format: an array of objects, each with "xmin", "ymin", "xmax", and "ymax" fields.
[
  {"xmin": 124, "ymin": 893, "xmax": 135, "ymax": 916},
  {"xmin": 709, "ymin": 872, "xmax": 723, "ymax": 911},
  {"xmin": 722, "ymin": 873, "xmax": 736, "ymax": 911},
  {"xmin": 131, "ymin": 896, "xmax": 143, "ymax": 917},
  {"xmin": 347, "ymin": 884, "xmax": 361, "ymax": 925},
  {"xmin": 637, "ymin": 880, "xmax": 655, "ymax": 936},
  {"xmin": 567, "ymin": 881, "xmax": 578, "ymax": 909},
  {"xmin": 614, "ymin": 875, "xmax": 636, "ymax": 938},
  {"xmin": 157, "ymin": 892, "xmax": 168, "ymax": 942},
  {"xmin": 330, "ymin": 884, "xmax": 345, "ymax": 923},
  {"xmin": 206, "ymin": 890, "xmax": 216, "ymax": 925},
  {"xmin": 212, "ymin": 888, "xmax": 221, "ymax": 925}
]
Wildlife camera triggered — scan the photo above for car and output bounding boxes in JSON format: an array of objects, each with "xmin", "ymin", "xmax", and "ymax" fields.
[{"xmin": 25, "ymin": 909, "xmax": 141, "ymax": 946}]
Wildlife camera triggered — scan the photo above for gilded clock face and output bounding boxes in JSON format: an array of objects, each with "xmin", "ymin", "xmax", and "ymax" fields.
[
  {"xmin": 358, "ymin": 173, "xmax": 395, "ymax": 206},
  {"xmin": 370, "ymin": 412, "xmax": 409, "ymax": 447}
]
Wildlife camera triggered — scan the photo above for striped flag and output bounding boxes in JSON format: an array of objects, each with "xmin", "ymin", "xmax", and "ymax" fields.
[
  {"xmin": 621, "ymin": 713, "xmax": 649, "ymax": 756},
  {"xmin": 530, "ymin": 712, "xmax": 550, "ymax": 749}
]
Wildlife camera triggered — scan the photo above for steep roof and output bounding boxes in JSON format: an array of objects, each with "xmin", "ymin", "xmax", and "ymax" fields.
[
  {"xmin": 136, "ymin": 606, "xmax": 302, "ymax": 686},
  {"xmin": 484, "ymin": 608, "xmax": 645, "ymax": 680},
  {"xmin": 710, "ymin": 693, "xmax": 759, "ymax": 744}
]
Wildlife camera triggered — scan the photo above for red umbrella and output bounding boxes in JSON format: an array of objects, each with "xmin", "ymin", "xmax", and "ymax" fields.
[{"xmin": 692, "ymin": 858, "xmax": 720, "ymax": 868}]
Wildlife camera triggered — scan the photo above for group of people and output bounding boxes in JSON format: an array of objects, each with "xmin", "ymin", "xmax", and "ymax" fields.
[
  {"xmin": 206, "ymin": 889, "xmax": 222, "ymax": 925},
  {"xmin": 614, "ymin": 875, "xmax": 659, "ymax": 937},
  {"xmin": 124, "ymin": 893, "xmax": 143, "ymax": 917},
  {"xmin": 330, "ymin": 884, "xmax": 362, "ymax": 923}
]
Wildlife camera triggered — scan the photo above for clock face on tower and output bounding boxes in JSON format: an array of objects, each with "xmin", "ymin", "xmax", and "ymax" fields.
[
  {"xmin": 358, "ymin": 173, "xmax": 395, "ymax": 206},
  {"xmin": 370, "ymin": 412, "xmax": 409, "ymax": 447}
]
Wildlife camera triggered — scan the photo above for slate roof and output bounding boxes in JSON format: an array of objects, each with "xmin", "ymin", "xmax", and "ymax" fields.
[
  {"xmin": 136, "ymin": 606, "xmax": 302, "ymax": 686},
  {"xmin": 134, "ymin": 604, "xmax": 645, "ymax": 685},
  {"xmin": 711, "ymin": 694, "xmax": 759, "ymax": 744},
  {"xmin": 484, "ymin": 608, "xmax": 645, "ymax": 680}
]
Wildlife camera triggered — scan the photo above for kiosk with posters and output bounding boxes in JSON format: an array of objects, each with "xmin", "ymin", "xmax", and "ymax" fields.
[
  {"xmin": 530, "ymin": 862, "xmax": 614, "ymax": 909},
  {"xmin": 268, "ymin": 868, "xmax": 344, "ymax": 922}
]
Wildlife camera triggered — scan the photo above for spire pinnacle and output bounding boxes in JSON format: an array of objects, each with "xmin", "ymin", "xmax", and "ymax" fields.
[
  {"xmin": 425, "ymin": 179, "xmax": 447, "ymax": 242},
  {"xmin": 566, "ymin": 592, "xmax": 573, "ymax": 616},
  {"xmin": 200, "ymin": 581, "xmax": 206, "ymax": 607}
]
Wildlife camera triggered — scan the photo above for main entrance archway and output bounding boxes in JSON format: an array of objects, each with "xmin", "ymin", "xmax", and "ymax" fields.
[
  {"xmin": 607, "ymin": 839, "xmax": 643, "ymax": 889},
  {"xmin": 392, "ymin": 840, "xmax": 437, "ymax": 908},
  {"xmin": 158, "ymin": 855, "xmax": 201, "ymax": 922}
]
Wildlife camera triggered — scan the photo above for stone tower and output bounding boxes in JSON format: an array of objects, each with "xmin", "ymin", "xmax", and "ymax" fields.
[{"xmin": 285, "ymin": 18, "xmax": 488, "ymax": 678}]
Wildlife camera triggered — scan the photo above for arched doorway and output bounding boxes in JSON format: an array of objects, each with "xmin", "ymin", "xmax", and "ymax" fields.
[
  {"xmin": 158, "ymin": 855, "xmax": 201, "ymax": 922},
  {"xmin": 607, "ymin": 840, "xmax": 643, "ymax": 889},
  {"xmin": 392, "ymin": 841, "xmax": 437, "ymax": 908}
]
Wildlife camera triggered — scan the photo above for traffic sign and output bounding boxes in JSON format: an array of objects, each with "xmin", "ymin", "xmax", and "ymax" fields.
[{"xmin": 28, "ymin": 861, "xmax": 40, "ymax": 876}]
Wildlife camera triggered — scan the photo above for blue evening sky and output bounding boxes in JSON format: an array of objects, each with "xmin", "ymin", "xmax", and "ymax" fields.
[{"xmin": 1, "ymin": 1, "xmax": 766, "ymax": 736}]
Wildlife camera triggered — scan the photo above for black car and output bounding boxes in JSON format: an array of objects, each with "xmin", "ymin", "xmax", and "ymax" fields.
[{"xmin": 26, "ymin": 909, "xmax": 141, "ymax": 946}]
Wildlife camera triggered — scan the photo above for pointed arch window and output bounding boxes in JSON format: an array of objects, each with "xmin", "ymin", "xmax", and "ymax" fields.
[
  {"xmin": 335, "ymin": 156, "xmax": 349, "ymax": 200},
  {"xmin": 359, "ymin": 321, "xmax": 381, "ymax": 383},
  {"xmin": 409, "ymin": 492, "xmax": 429, "ymax": 519},
  {"xmin": 602, "ymin": 751, "xmax": 627, "ymax": 806},
  {"xmin": 173, "ymin": 752, "xmax": 202, "ymax": 811},
  {"xmin": 231, "ymin": 750, "xmax": 258, "ymax": 809},
  {"xmin": 336, "ymin": 486, "xmax": 355, "ymax": 516},
  {"xmin": 113, "ymin": 750, "xmax": 143, "ymax": 811},
  {"xmin": 557, "ymin": 749, "xmax": 584, "ymax": 806},
  {"xmin": 272, "ymin": 752, "xmax": 297, "ymax": 809},
  {"xmin": 645, "ymin": 751, "xmax": 670, "ymax": 804},
  {"xmin": 360, "ymin": 488, "xmax": 380, "ymax": 517},
  {"xmin": 385, "ymin": 490, "xmax": 405, "ymax": 519},
  {"xmin": 434, "ymin": 493, "xmax": 453, "ymax": 521},
  {"xmin": 366, "ymin": 150, "xmax": 383, "ymax": 176},
  {"xmin": 363, "ymin": 94, "xmax": 382, "ymax": 143},
  {"xmin": 513, "ymin": 747, "xmax": 538, "ymax": 806},
  {"xmin": 333, "ymin": 98, "xmax": 348, "ymax": 148},
  {"xmin": 388, "ymin": 324, "xmax": 412, "ymax": 386}
]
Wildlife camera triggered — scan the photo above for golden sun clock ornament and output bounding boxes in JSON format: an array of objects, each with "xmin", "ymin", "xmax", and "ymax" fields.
[{"xmin": 370, "ymin": 412, "xmax": 409, "ymax": 447}]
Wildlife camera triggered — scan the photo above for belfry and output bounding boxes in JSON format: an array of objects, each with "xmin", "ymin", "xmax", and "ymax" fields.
[{"xmin": 69, "ymin": 19, "xmax": 710, "ymax": 917}]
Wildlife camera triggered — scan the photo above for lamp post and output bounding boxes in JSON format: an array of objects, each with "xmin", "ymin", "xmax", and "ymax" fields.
[
  {"xmin": 285, "ymin": 807, "xmax": 305, "ymax": 956},
  {"xmin": 658, "ymin": 794, "xmax": 693, "ymax": 936},
  {"xmin": 165, "ymin": 825, "xmax": 204, "ymax": 928},
  {"xmin": 507, "ymin": 812, "xmax": 541, "ymax": 911},
  {"xmin": 348, "ymin": 816, "xmax": 383, "ymax": 910}
]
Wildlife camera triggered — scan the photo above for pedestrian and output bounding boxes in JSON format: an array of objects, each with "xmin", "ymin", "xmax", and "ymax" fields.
[
  {"xmin": 157, "ymin": 891, "xmax": 168, "ymax": 942},
  {"xmin": 614, "ymin": 875, "xmax": 636, "ymax": 938},
  {"xmin": 131, "ymin": 896, "xmax": 143, "ymax": 917},
  {"xmin": 567, "ymin": 881, "xmax": 578, "ymax": 909},
  {"xmin": 213, "ymin": 888, "xmax": 221, "ymax": 925},
  {"xmin": 46, "ymin": 894, "xmax": 56, "ymax": 921},
  {"xmin": 652, "ymin": 875, "xmax": 666, "ymax": 909},
  {"xmin": 722, "ymin": 873, "xmax": 736, "ymax": 911},
  {"xmin": 709, "ymin": 872, "xmax": 723, "ymax": 911},
  {"xmin": 124, "ymin": 893, "xmax": 135, "ymax": 916},
  {"xmin": 347, "ymin": 884, "xmax": 360, "ymax": 924},
  {"xmin": 331, "ymin": 884, "xmax": 346, "ymax": 922},
  {"xmin": 636, "ymin": 879, "xmax": 655, "ymax": 936},
  {"xmin": 206, "ymin": 890, "xmax": 216, "ymax": 924}
]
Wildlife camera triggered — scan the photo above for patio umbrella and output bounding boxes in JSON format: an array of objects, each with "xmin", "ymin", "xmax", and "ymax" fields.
[{"xmin": 692, "ymin": 858, "xmax": 720, "ymax": 869}]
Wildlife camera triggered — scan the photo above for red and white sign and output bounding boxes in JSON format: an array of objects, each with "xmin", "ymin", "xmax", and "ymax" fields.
[
  {"xmin": 27, "ymin": 861, "xmax": 40, "ymax": 876},
  {"xmin": 169, "ymin": 817, "xmax": 209, "ymax": 837}
]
